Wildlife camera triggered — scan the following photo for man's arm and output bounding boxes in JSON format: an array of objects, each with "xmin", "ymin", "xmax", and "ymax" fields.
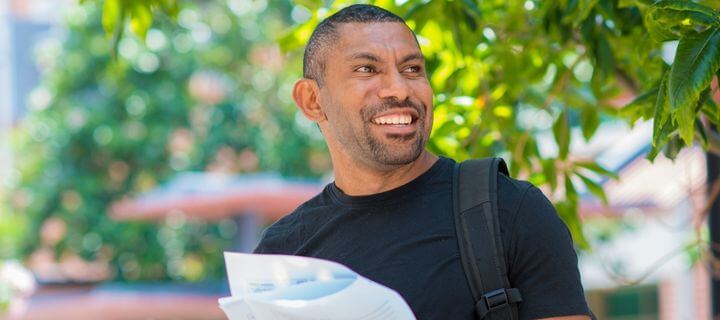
[
  {"xmin": 501, "ymin": 182, "xmax": 594, "ymax": 319},
  {"xmin": 538, "ymin": 316, "xmax": 591, "ymax": 320}
]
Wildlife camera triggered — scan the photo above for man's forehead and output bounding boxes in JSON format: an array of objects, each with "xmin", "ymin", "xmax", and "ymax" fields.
[{"xmin": 334, "ymin": 22, "xmax": 422, "ymax": 59}]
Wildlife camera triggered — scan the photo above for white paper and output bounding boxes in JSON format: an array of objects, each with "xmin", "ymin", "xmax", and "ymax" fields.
[{"xmin": 219, "ymin": 252, "xmax": 416, "ymax": 320}]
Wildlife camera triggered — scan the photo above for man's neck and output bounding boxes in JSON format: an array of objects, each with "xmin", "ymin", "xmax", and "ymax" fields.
[{"xmin": 332, "ymin": 151, "xmax": 439, "ymax": 196}]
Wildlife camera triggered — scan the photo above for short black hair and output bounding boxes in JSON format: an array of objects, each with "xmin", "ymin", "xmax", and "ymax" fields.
[{"xmin": 303, "ymin": 4, "xmax": 408, "ymax": 85}]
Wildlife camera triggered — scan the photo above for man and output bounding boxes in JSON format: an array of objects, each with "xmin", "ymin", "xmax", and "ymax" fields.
[{"xmin": 254, "ymin": 4, "xmax": 593, "ymax": 320}]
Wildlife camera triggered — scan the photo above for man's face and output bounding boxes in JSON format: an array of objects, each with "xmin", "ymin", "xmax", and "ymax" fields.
[{"xmin": 318, "ymin": 22, "xmax": 434, "ymax": 169}]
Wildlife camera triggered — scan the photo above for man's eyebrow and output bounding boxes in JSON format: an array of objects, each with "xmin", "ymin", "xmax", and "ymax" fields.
[
  {"xmin": 348, "ymin": 52, "xmax": 425, "ymax": 64},
  {"xmin": 350, "ymin": 52, "xmax": 382, "ymax": 62},
  {"xmin": 398, "ymin": 52, "xmax": 424, "ymax": 65}
]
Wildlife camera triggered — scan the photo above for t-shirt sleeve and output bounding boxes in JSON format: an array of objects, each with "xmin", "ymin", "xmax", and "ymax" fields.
[
  {"xmin": 507, "ymin": 186, "xmax": 592, "ymax": 319},
  {"xmin": 252, "ymin": 227, "xmax": 276, "ymax": 254},
  {"xmin": 253, "ymin": 219, "xmax": 298, "ymax": 254}
]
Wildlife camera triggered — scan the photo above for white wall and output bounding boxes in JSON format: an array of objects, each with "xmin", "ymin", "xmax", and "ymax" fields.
[{"xmin": 0, "ymin": 0, "xmax": 14, "ymax": 189}]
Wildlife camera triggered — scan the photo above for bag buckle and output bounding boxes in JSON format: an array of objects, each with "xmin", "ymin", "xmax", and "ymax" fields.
[{"xmin": 483, "ymin": 288, "xmax": 509, "ymax": 311}]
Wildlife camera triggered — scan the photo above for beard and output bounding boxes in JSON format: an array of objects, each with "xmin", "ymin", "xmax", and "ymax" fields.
[{"xmin": 354, "ymin": 97, "xmax": 428, "ymax": 166}]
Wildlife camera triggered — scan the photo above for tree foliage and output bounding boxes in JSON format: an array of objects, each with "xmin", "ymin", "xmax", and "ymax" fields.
[
  {"xmin": 8, "ymin": 0, "xmax": 327, "ymax": 281},
  {"xmin": 274, "ymin": 0, "xmax": 720, "ymax": 248},
  {"xmin": 8, "ymin": 0, "xmax": 720, "ymax": 282}
]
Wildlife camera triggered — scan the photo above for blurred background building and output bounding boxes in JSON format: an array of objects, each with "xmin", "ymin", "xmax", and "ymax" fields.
[
  {"xmin": 572, "ymin": 122, "xmax": 710, "ymax": 319},
  {"xmin": 1, "ymin": 0, "xmax": 63, "ymax": 195}
]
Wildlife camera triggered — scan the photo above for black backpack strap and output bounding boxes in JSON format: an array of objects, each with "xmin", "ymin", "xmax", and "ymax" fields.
[{"xmin": 452, "ymin": 158, "xmax": 523, "ymax": 320}]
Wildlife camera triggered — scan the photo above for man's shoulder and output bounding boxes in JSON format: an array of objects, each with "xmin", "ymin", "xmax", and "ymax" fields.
[
  {"xmin": 286, "ymin": 183, "xmax": 337, "ymax": 217},
  {"xmin": 254, "ymin": 185, "xmax": 335, "ymax": 253},
  {"xmin": 267, "ymin": 186, "xmax": 331, "ymax": 229},
  {"xmin": 454, "ymin": 158, "xmax": 539, "ymax": 221},
  {"xmin": 496, "ymin": 172, "xmax": 535, "ymax": 215},
  {"xmin": 494, "ymin": 171, "xmax": 565, "ymax": 243}
]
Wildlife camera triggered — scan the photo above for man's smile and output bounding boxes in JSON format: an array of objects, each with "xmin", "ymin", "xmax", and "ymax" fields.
[
  {"xmin": 369, "ymin": 108, "xmax": 420, "ymax": 137},
  {"xmin": 372, "ymin": 113, "xmax": 412, "ymax": 125},
  {"xmin": 369, "ymin": 119, "xmax": 418, "ymax": 138}
]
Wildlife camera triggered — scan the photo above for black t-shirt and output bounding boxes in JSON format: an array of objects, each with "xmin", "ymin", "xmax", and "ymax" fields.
[{"xmin": 254, "ymin": 157, "xmax": 592, "ymax": 319}]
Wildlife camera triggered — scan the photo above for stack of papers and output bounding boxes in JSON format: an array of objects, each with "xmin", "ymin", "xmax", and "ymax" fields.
[{"xmin": 219, "ymin": 252, "xmax": 416, "ymax": 320}]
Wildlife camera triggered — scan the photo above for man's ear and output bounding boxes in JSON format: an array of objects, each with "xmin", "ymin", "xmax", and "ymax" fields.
[{"xmin": 292, "ymin": 78, "xmax": 326, "ymax": 123}]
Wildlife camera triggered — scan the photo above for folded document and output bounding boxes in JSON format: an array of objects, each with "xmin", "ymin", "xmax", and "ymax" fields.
[{"xmin": 219, "ymin": 252, "xmax": 416, "ymax": 320}]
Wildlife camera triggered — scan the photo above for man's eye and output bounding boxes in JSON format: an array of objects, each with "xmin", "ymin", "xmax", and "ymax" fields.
[
  {"xmin": 404, "ymin": 65, "xmax": 422, "ymax": 73},
  {"xmin": 356, "ymin": 66, "xmax": 375, "ymax": 73}
]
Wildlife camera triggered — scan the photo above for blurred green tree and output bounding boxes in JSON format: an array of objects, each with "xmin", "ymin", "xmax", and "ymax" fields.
[
  {"xmin": 286, "ymin": 0, "xmax": 720, "ymax": 248},
  {"xmin": 9, "ymin": 0, "xmax": 328, "ymax": 281},
  {"xmin": 9, "ymin": 0, "xmax": 720, "ymax": 283},
  {"xmin": 96, "ymin": 0, "xmax": 720, "ymax": 249}
]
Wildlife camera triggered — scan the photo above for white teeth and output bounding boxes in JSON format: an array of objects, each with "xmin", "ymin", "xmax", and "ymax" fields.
[{"xmin": 373, "ymin": 114, "xmax": 412, "ymax": 125}]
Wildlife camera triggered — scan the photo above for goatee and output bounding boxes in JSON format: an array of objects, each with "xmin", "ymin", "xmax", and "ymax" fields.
[{"xmin": 359, "ymin": 97, "xmax": 427, "ymax": 166}]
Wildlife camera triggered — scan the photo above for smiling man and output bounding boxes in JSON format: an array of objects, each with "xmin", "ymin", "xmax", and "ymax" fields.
[{"xmin": 254, "ymin": 4, "xmax": 593, "ymax": 320}]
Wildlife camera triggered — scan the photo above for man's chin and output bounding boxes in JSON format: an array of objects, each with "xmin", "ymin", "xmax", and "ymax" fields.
[
  {"xmin": 362, "ymin": 128, "xmax": 427, "ymax": 167},
  {"xmin": 371, "ymin": 143, "xmax": 424, "ymax": 166}
]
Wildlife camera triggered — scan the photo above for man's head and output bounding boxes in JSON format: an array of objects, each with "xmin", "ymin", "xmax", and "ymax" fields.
[
  {"xmin": 303, "ymin": 4, "xmax": 407, "ymax": 85},
  {"xmin": 292, "ymin": 4, "xmax": 434, "ymax": 171}
]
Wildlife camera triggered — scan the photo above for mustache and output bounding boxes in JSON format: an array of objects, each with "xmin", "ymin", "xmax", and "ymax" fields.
[{"xmin": 360, "ymin": 98, "xmax": 425, "ymax": 121}]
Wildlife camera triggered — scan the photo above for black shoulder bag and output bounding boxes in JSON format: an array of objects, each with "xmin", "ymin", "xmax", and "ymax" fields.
[{"xmin": 452, "ymin": 158, "xmax": 523, "ymax": 320}]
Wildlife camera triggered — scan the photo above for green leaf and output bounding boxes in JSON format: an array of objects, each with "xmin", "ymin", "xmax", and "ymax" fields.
[
  {"xmin": 701, "ymin": 90, "xmax": 720, "ymax": 125},
  {"xmin": 432, "ymin": 120, "xmax": 461, "ymax": 139},
  {"xmin": 102, "ymin": 0, "xmax": 122, "ymax": 36},
  {"xmin": 621, "ymin": 86, "xmax": 659, "ymax": 122},
  {"xmin": 651, "ymin": 0, "xmax": 720, "ymax": 21},
  {"xmin": 696, "ymin": 118, "xmax": 709, "ymax": 149},
  {"xmin": 668, "ymin": 27, "xmax": 720, "ymax": 145},
  {"xmin": 646, "ymin": 121, "xmax": 675, "ymax": 161},
  {"xmin": 129, "ymin": 3, "xmax": 153, "ymax": 40},
  {"xmin": 695, "ymin": 87, "xmax": 712, "ymax": 114},
  {"xmin": 157, "ymin": 0, "xmax": 179, "ymax": 18},
  {"xmin": 577, "ymin": 173, "xmax": 609, "ymax": 205},
  {"xmin": 527, "ymin": 172, "xmax": 546, "ymax": 187},
  {"xmin": 626, "ymin": 87, "xmax": 660, "ymax": 108},
  {"xmin": 580, "ymin": 107, "xmax": 600, "ymax": 141},
  {"xmin": 595, "ymin": 33, "xmax": 615, "ymax": 79},
  {"xmin": 459, "ymin": 0, "xmax": 482, "ymax": 20},
  {"xmin": 294, "ymin": 0, "xmax": 323, "ymax": 10},
  {"xmin": 278, "ymin": 20, "xmax": 317, "ymax": 52},
  {"xmin": 618, "ymin": 0, "xmax": 656, "ymax": 8},
  {"xmin": 664, "ymin": 135, "xmax": 683, "ymax": 160},
  {"xmin": 563, "ymin": 0, "xmax": 600, "ymax": 26},
  {"xmin": 555, "ymin": 200, "xmax": 591, "ymax": 250},
  {"xmin": 575, "ymin": 161, "xmax": 619, "ymax": 180},
  {"xmin": 645, "ymin": 0, "xmax": 720, "ymax": 42},
  {"xmin": 403, "ymin": 1, "xmax": 432, "ymax": 20},
  {"xmin": 692, "ymin": 89, "xmax": 712, "ymax": 148},
  {"xmin": 618, "ymin": 0, "xmax": 636, "ymax": 9},
  {"xmin": 541, "ymin": 158, "xmax": 558, "ymax": 191},
  {"xmin": 652, "ymin": 76, "xmax": 669, "ymax": 147},
  {"xmin": 102, "ymin": 0, "xmax": 126, "ymax": 56},
  {"xmin": 565, "ymin": 174, "xmax": 578, "ymax": 203},
  {"xmin": 553, "ymin": 110, "xmax": 570, "ymax": 160},
  {"xmin": 522, "ymin": 136, "xmax": 540, "ymax": 167}
]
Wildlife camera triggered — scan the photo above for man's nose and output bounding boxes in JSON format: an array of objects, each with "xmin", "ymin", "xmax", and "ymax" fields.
[{"xmin": 377, "ymin": 69, "xmax": 410, "ymax": 101}]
